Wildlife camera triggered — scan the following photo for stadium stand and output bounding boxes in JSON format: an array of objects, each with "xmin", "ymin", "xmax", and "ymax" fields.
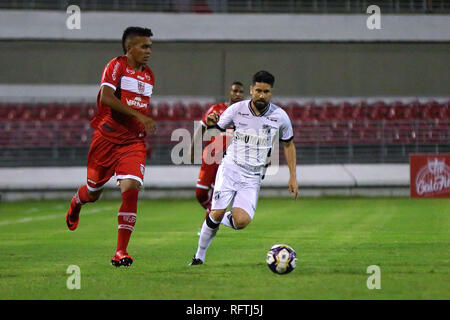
[{"xmin": 0, "ymin": 99, "xmax": 448, "ymax": 166}]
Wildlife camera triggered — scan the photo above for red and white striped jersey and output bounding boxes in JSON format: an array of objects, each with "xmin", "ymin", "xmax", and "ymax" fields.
[{"xmin": 91, "ymin": 55, "xmax": 155, "ymax": 144}]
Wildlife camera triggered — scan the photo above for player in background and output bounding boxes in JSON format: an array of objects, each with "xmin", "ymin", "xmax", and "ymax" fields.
[
  {"xmin": 65, "ymin": 27, "xmax": 156, "ymax": 267},
  {"xmin": 190, "ymin": 82, "xmax": 245, "ymax": 221},
  {"xmin": 190, "ymin": 71, "xmax": 298, "ymax": 265}
]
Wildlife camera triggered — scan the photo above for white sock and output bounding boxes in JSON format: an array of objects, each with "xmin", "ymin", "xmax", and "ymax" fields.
[
  {"xmin": 220, "ymin": 211, "xmax": 236, "ymax": 229},
  {"xmin": 195, "ymin": 214, "xmax": 220, "ymax": 262}
]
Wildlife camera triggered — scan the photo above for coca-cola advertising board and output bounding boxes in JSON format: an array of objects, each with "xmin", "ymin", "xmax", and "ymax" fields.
[{"xmin": 410, "ymin": 154, "xmax": 450, "ymax": 198}]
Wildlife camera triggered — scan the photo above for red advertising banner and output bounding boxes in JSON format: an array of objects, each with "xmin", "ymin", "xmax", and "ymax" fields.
[{"xmin": 410, "ymin": 154, "xmax": 450, "ymax": 198}]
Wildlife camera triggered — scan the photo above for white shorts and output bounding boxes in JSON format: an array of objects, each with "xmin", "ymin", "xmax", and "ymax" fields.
[{"xmin": 211, "ymin": 162, "xmax": 262, "ymax": 219}]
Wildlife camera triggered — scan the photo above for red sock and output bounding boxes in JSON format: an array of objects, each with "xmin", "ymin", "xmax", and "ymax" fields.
[
  {"xmin": 75, "ymin": 185, "xmax": 95, "ymax": 205},
  {"xmin": 116, "ymin": 188, "xmax": 139, "ymax": 253}
]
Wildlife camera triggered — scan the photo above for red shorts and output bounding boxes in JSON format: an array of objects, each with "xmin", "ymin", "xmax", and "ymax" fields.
[
  {"xmin": 196, "ymin": 132, "xmax": 230, "ymax": 190},
  {"xmin": 86, "ymin": 131, "xmax": 147, "ymax": 191},
  {"xmin": 196, "ymin": 160, "xmax": 219, "ymax": 190}
]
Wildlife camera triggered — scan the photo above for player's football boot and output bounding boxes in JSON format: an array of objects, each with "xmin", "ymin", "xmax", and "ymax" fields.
[
  {"xmin": 66, "ymin": 195, "xmax": 82, "ymax": 231},
  {"xmin": 111, "ymin": 250, "xmax": 134, "ymax": 267},
  {"xmin": 189, "ymin": 256, "xmax": 204, "ymax": 266}
]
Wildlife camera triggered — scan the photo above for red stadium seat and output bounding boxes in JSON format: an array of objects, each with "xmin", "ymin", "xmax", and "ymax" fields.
[
  {"xmin": 424, "ymin": 100, "xmax": 446, "ymax": 119},
  {"xmin": 281, "ymin": 102, "xmax": 294, "ymax": 119},
  {"xmin": 187, "ymin": 102, "xmax": 204, "ymax": 120},
  {"xmin": 171, "ymin": 102, "xmax": 188, "ymax": 120},
  {"xmin": 153, "ymin": 102, "xmax": 171, "ymax": 120}
]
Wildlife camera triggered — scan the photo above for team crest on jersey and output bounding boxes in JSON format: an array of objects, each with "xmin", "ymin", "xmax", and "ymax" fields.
[
  {"xmin": 137, "ymin": 81, "xmax": 145, "ymax": 94},
  {"xmin": 126, "ymin": 67, "xmax": 136, "ymax": 75},
  {"xmin": 144, "ymin": 73, "xmax": 151, "ymax": 81},
  {"xmin": 262, "ymin": 124, "xmax": 277, "ymax": 132}
]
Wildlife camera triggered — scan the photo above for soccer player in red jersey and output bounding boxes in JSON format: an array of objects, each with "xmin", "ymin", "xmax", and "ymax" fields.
[
  {"xmin": 65, "ymin": 27, "xmax": 156, "ymax": 267},
  {"xmin": 190, "ymin": 82, "xmax": 245, "ymax": 220}
]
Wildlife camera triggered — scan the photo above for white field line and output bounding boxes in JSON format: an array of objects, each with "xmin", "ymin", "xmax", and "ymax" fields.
[{"xmin": 0, "ymin": 206, "xmax": 116, "ymax": 227}]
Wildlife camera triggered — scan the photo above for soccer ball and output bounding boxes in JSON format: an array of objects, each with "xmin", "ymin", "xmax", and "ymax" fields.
[{"xmin": 266, "ymin": 244, "xmax": 297, "ymax": 274}]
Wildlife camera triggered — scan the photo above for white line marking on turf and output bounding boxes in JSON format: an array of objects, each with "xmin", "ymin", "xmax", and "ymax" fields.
[{"xmin": 0, "ymin": 206, "xmax": 116, "ymax": 227}]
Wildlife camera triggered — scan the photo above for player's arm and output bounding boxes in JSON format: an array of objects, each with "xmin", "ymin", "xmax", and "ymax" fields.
[
  {"xmin": 205, "ymin": 105, "xmax": 234, "ymax": 132},
  {"xmin": 281, "ymin": 139, "xmax": 298, "ymax": 199},
  {"xmin": 100, "ymin": 86, "xmax": 156, "ymax": 132}
]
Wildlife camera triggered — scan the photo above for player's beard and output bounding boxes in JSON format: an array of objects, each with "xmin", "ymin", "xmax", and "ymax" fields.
[{"xmin": 253, "ymin": 99, "xmax": 268, "ymax": 111}]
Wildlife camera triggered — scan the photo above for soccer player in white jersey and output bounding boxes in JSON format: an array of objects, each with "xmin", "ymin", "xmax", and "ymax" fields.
[{"xmin": 190, "ymin": 70, "xmax": 298, "ymax": 265}]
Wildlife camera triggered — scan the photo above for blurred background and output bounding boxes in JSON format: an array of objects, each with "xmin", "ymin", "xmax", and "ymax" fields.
[{"xmin": 0, "ymin": 0, "xmax": 449, "ymax": 199}]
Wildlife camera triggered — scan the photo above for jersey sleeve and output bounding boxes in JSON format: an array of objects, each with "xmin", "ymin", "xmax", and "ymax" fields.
[
  {"xmin": 200, "ymin": 105, "xmax": 216, "ymax": 127},
  {"xmin": 215, "ymin": 104, "xmax": 235, "ymax": 131},
  {"xmin": 279, "ymin": 112, "xmax": 294, "ymax": 142},
  {"xmin": 100, "ymin": 58, "xmax": 123, "ymax": 91}
]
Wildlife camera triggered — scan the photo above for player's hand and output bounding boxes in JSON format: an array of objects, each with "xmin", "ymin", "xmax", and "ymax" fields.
[
  {"xmin": 137, "ymin": 114, "xmax": 156, "ymax": 133},
  {"xmin": 288, "ymin": 177, "xmax": 298, "ymax": 199},
  {"xmin": 205, "ymin": 111, "xmax": 219, "ymax": 127}
]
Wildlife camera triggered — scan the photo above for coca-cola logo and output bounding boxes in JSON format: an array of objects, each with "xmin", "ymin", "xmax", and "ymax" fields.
[{"xmin": 415, "ymin": 158, "xmax": 450, "ymax": 196}]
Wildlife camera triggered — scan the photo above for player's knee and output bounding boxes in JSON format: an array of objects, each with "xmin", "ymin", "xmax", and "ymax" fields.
[
  {"xmin": 87, "ymin": 189, "xmax": 102, "ymax": 202},
  {"xmin": 195, "ymin": 187, "xmax": 210, "ymax": 208},
  {"xmin": 232, "ymin": 210, "xmax": 252, "ymax": 230},
  {"xmin": 120, "ymin": 179, "xmax": 141, "ymax": 193},
  {"xmin": 210, "ymin": 209, "xmax": 226, "ymax": 222},
  {"xmin": 234, "ymin": 218, "xmax": 251, "ymax": 230}
]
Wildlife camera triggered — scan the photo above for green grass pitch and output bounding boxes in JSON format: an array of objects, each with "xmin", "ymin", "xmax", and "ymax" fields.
[{"xmin": 0, "ymin": 197, "xmax": 448, "ymax": 300}]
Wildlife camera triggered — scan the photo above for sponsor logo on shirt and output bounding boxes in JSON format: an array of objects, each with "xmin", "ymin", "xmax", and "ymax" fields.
[
  {"xmin": 126, "ymin": 97, "xmax": 148, "ymax": 108},
  {"xmin": 112, "ymin": 61, "xmax": 120, "ymax": 81},
  {"xmin": 238, "ymin": 112, "xmax": 250, "ymax": 118},
  {"xmin": 234, "ymin": 130, "xmax": 270, "ymax": 146}
]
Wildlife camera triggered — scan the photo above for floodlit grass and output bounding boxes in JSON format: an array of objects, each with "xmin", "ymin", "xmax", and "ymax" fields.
[{"xmin": 0, "ymin": 197, "xmax": 448, "ymax": 299}]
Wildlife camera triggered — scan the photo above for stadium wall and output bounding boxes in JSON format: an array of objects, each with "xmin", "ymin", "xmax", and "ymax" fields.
[
  {"xmin": 0, "ymin": 41, "xmax": 449, "ymax": 97},
  {"xmin": 1, "ymin": 11, "xmax": 449, "ymax": 41},
  {"xmin": 0, "ymin": 164, "xmax": 410, "ymax": 201},
  {"xmin": 0, "ymin": 11, "xmax": 449, "ymax": 97}
]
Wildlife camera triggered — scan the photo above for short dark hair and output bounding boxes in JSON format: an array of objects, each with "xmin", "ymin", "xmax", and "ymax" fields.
[
  {"xmin": 231, "ymin": 81, "xmax": 243, "ymax": 87},
  {"xmin": 122, "ymin": 27, "xmax": 153, "ymax": 54},
  {"xmin": 252, "ymin": 70, "xmax": 275, "ymax": 87}
]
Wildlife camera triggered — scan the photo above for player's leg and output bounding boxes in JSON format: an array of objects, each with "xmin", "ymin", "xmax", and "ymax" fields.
[
  {"xmin": 66, "ymin": 157, "xmax": 112, "ymax": 231},
  {"xmin": 220, "ymin": 175, "xmax": 260, "ymax": 230},
  {"xmin": 191, "ymin": 164, "xmax": 235, "ymax": 265},
  {"xmin": 195, "ymin": 184, "xmax": 212, "ymax": 216},
  {"xmin": 221, "ymin": 207, "xmax": 252, "ymax": 230},
  {"xmin": 191, "ymin": 208, "xmax": 227, "ymax": 265},
  {"xmin": 196, "ymin": 161, "xmax": 219, "ymax": 219},
  {"xmin": 111, "ymin": 148, "xmax": 146, "ymax": 267},
  {"xmin": 111, "ymin": 178, "xmax": 141, "ymax": 267}
]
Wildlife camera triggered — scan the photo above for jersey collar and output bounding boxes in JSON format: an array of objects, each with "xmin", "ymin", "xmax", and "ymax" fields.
[{"xmin": 248, "ymin": 100, "xmax": 270, "ymax": 117}]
